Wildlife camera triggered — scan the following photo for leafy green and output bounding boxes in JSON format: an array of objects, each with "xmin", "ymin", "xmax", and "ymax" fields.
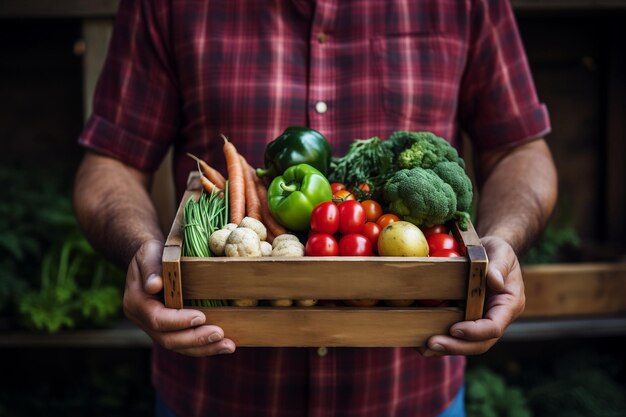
[
  {"xmin": 329, "ymin": 136, "xmax": 394, "ymax": 195},
  {"xmin": 466, "ymin": 367, "xmax": 532, "ymax": 417},
  {"xmin": 0, "ymin": 167, "xmax": 76, "ymax": 314},
  {"xmin": 525, "ymin": 350, "xmax": 626, "ymax": 417},
  {"xmin": 17, "ymin": 232, "xmax": 123, "ymax": 332}
]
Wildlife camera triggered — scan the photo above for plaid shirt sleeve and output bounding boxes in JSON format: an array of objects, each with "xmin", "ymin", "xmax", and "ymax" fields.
[
  {"xmin": 459, "ymin": 0, "xmax": 550, "ymax": 151},
  {"xmin": 78, "ymin": 0, "xmax": 178, "ymax": 172}
]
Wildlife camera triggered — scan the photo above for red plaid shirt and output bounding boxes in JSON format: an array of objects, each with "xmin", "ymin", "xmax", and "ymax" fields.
[{"xmin": 80, "ymin": 0, "xmax": 549, "ymax": 416}]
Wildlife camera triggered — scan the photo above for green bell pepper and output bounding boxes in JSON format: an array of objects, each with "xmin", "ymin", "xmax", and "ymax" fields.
[
  {"xmin": 267, "ymin": 164, "xmax": 333, "ymax": 232},
  {"xmin": 256, "ymin": 127, "xmax": 332, "ymax": 180}
]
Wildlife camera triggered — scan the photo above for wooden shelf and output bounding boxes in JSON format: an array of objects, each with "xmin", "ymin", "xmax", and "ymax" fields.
[
  {"xmin": 0, "ymin": 320, "xmax": 151, "ymax": 348},
  {"xmin": 503, "ymin": 315, "xmax": 626, "ymax": 341},
  {"xmin": 521, "ymin": 262, "xmax": 626, "ymax": 318}
]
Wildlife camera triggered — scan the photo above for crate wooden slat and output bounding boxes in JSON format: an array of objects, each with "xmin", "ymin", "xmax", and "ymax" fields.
[
  {"xmin": 196, "ymin": 307, "xmax": 464, "ymax": 347},
  {"xmin": 163, "ymin": 172, "xmax": 487, "ymax": 347},
  {"xmin": 181, "ymin": 257, "xmax": 468, "ymax": 300}
]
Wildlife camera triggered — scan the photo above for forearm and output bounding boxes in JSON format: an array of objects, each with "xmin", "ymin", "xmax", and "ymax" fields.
[
  {"xmin": 475, "ymin": 139, "xmax": 558, "ymax": 255},
  {"xmin": 73, "ymin": 151, "xmax": 164, "ymax": 269}
]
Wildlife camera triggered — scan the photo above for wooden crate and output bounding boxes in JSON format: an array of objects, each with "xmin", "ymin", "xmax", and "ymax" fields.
[{"xmin": 162, "ymin": 174, "xmax": 487, "ymax": 347}]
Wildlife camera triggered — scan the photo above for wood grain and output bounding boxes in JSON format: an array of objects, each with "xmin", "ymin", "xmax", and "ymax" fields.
[
  {"xmin": 180, "ymin": 257, "xmax": 469, "ymax": 300},
  {"xmin": 521, "ymin": 263, "xmax": 626, "ymax": 317},
  {"xmin": 197, "ymin": 307, "xmax": 464, "ymax": 347},
  {"xmin": 163, "ymin": 246, "xmax": 183, "ymax": 309}
]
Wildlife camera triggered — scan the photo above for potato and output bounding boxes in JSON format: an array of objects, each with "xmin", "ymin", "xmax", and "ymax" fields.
[{"xmin": 377, "ymin": 221, "xmax": 429, "ymax": 257}]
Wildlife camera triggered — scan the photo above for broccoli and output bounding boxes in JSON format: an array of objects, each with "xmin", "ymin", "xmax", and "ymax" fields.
[
  {"xmin": 383, "ymin": 168, "xmax": 457, "ymax": 227},
  {"xmin": 382, "ymin": 131, "xmax": 474, "ymax": 230},
  {"xmin": 432, "ymin": 161, "xmax": 473, "ymax": 212},
  {"xmin": 393, "ymin": 131, "xmax": 465, "ymax": 170}
]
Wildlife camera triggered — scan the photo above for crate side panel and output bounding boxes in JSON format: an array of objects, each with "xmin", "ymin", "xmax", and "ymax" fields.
[
  {"xmin": 198, "ymin": 307, "xmax": 464, "ymax": 347},
  {"xmin": 181, "ymin": 258, "xmax": 469, "ymax": 300}
]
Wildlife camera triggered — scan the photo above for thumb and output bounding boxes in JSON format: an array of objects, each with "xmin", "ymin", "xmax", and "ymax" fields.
[{"xmin": 134, "ymin": 239, "xmax": 165, "ymax": 295}]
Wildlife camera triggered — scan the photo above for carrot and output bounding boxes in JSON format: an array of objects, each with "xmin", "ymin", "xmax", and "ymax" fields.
[
  {"xmin": 253, "ymin": 174, "xmax": 288, "ymax": 239},
  {"xmin": 266, "ymin": 229, "xmax": 276, "ymax": 244},
  {"xmin": 221, "ymin": 134, "xmax": 245, "ymax": 225},
  {"xmin": 240, "ymin": 156, "xmax": 262, "ymax": 220},
  {"xmin": 187, "ymin": 153, "xmax": 226, "ymax": 189},
  {"xmin": 199, "ymin": 175, "xmax": 220, "ymax": 194}
]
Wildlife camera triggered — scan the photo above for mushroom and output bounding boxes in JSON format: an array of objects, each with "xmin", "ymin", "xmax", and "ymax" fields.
[
  {"xmin": 224, "ymin": 227, "xmax": 262, "ymax": 257},
  {"xmin": 209, "ymin": 228, "xmax": 233, "ymax": 256},
  {"xmin": 238, "ymin": 217, "xmax": 267, "ymax": 241}
]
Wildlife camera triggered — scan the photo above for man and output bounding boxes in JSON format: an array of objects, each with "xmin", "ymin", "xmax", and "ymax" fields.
[{"xmin": 74, "ymin": 1, "xmax": 557, "ymax": 416}]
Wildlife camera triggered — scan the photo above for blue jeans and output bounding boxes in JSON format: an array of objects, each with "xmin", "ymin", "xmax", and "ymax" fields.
[
  {"xmin": 155, "ymin": 387, "xmax": 465, "ymax": 417},
  {"xmin": 436, "ymin": 387, "xmax": 465, "ymax": 417}
]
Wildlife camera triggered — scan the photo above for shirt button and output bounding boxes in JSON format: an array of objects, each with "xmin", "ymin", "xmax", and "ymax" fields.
[
  {"xmin": 315, "ymin": 101, "xmax": 328, "ymax": 114},
  {"xmin": 318, "ymin": 32, "xmax": 327, "ymax": 44},
  {"xmin": 317, "ymin": 347, "xmax": 328, "ymax": 357}
]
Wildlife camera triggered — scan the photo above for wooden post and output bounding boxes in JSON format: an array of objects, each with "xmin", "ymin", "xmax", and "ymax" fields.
[
  {"xmin": 452, "ymin": 222, "xmax": 488, "ymax": 321},
  {"xmin": 162, "ymin": 246, "xmax": 183, "ymax": 309}
]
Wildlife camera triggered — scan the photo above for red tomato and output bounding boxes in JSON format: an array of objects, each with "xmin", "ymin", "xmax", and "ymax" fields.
[
  {"xmin": 421, "ymin": 224, "xmax": 449, "ymax": 238},
  {"xmin": 349, "ymin": 182, "xmax": 373, "ymax": 200},
  {"xmin": 376, "ymin": 213, "xmax": 400, "ymax": 229},
  {"xmin": 361, "ymin": 222, "xmax": 382, "ymax": 249},
  {"xmin": 356, "ymin": 183, "xmax": 371, "ymax": 193},
  {"xmin": 339, "ymin": 234, "xmax": 373, "ymax": 256},
  {"xmin": 332, "ymin": 189, "xmax": 356, "ymax": 204},
  {"xmin": 361, "ymin": 200, "xmax": 383, "ymax": 222},
  {"xmin": 427, "ymin": 233, "xmax": 460, "ymax": 254},
  {"xmin": 330, "ymin": 182, "xmax": 346, "ymax": 195},
  {"xmin": 338, "ymin": 200, "xmax": 366, "ymax": 234},
  {"xmin": 310, "ymin": 202, "xmax": 339, "ymax": 234},
  {"xmin": 305, "ymin": 233, "xmax": 339, "ymax": 256},
  {"xmin": 431, "ymin": 249, "xmax": 461, "ymax": 258}
]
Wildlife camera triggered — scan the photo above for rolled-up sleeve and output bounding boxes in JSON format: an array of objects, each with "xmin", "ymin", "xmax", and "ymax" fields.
[
  {"xmin": 459, "ymin": 0, "xmax": 550, "ymax": 151},
  {"xmin": 78, "ymin": 0, "xmax": 179, "ymax": 172}
]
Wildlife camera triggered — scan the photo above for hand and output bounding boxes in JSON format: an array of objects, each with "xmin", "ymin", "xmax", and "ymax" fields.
[
  {"xmin": 421, "ymin": 236, "xmax": 525, "ymax": 356},
  {"xmin": 123, "ymin": 240, "xmax": 236, "ymax": 356}
]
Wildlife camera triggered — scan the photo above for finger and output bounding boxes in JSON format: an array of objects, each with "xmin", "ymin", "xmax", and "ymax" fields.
[
  {"xmin": 154, "ymin": 325, "xmax": 226, "ymax": 351},
  {"xmin": 135, "ymin": 298, "xmax": 209, "ymax": 332},
  {"xmin": 134, "ymin": 240, "xmax": 165, "ymax": 294},
  {"xmin": 144, "ymin": 273, "xmax": 163, "ymax": 295},
  {"xmin": 486, "ymin": 267, "xmax": 505, "ymax": 292},
  {"xmin": 177, "ymin": 338, "xmax": 237, "ymax": 357},
  {"xmin": 448, "ymin": 316, "xmax": 505, "ymax": 342},
  {"xmin": 424, "ymin": 334, "xmax": 498, "ymax": 356}
]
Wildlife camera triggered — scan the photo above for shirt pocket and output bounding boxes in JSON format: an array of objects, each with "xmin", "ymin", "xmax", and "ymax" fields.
[{"xmin": 372, "ymin": 33, "xmax": 466, "ymax": 125}]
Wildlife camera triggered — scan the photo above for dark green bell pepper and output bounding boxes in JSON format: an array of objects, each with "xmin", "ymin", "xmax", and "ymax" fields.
[
  {"xmin": 267, "ymin": 164, "xmax": 332, "ymax": 231},
  {"xmin": 256, "ymin": 127, "xmax": 332, "ymax": 180}
]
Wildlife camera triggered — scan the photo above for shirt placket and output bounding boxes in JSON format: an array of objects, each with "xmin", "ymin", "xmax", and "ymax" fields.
[
  {"xmin": 308, "ymin": 0, "xmax": 337, "ymax": 145},
  {"xmin": 307, "ymin": 7, "xmax": 338, "ymax": 416},
  {"xmin": 309, "ymin": 345, "xmax": 336, "ymax": 417}
]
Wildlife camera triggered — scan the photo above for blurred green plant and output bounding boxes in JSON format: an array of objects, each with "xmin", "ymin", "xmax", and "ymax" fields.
[
  {"xmin": 0, "ymin": 166, "xmax": 123, "ymax": 331},
  {"xmin": 465, "ymin": 366, "xmax": 532, "ymax": 417},
  {"xmin": 0, "ymin": 166, "xmax": 76, "ymax": 313},
  {"xmin": 525, "ymin": 350, "xmax": 626, "ymax": 417},
  {"xmin": 18, "ymin": 232, "xmax": 123, "ymax": 332},
  {"xmin": 522, "ymin": 200, "xmax": 580, "ymax": 265}
]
